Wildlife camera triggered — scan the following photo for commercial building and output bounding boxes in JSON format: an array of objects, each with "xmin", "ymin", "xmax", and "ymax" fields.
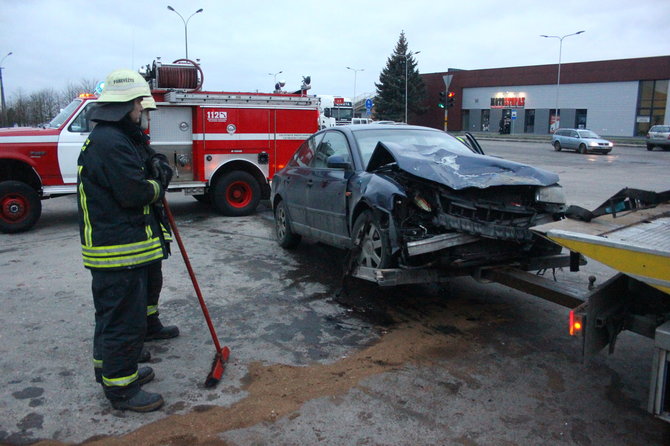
[{"xmin": 416, "ymin": 56, "xmax": 670, "ymax": 137}]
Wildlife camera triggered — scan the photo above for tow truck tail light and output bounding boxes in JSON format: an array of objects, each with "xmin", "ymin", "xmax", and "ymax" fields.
[{"xmin": 569, "ymin": 310, "xmax": 583, "ymax": 336}]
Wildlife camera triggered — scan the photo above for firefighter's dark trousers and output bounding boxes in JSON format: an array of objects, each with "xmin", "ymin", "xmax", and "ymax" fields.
[
  {"xmin": 147, "ymin": 260, "xmax": 163, "ymax": 331},
  {"xmin": 91, "ymin": 266, "xmax": 148, "ymax": 402}
]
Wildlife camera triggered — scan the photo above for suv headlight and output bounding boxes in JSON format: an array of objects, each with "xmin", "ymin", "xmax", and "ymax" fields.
[{"xmin": 535, "ymin": 185, "xmax": 566, "ymax": 204}]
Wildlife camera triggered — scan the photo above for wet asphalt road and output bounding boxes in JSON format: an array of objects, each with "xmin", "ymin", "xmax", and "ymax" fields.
[{"xmin": 1, "ymin": 141, "xmax": 669, "ymax": 445}]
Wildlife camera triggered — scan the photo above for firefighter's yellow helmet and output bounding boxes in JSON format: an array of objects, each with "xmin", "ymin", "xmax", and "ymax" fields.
[
  {"xmin": 97, "ymin": 69, "xmax": 151, "ymax": 103},
  {"xmin": 141, "ymin": 96, "xmax": 157, "ymax": 110}
]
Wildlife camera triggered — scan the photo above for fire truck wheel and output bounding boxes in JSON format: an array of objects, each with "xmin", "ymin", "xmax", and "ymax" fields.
[
  {"xmin": 212, "ymin": 171, "xmax": 261, "ymax": 216},
  {"xmin": 274, "ymin": 200, "xmax": 301, "ymax": 249},
  {"xmin": 0, "ymin": 181, "xmax": 42, "ymax": 234}
]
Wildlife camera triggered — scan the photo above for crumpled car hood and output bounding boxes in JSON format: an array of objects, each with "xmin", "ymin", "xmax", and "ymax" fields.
[{"xmin": 366, "ymin": 142, "xmax": 559, "ymax": 190}]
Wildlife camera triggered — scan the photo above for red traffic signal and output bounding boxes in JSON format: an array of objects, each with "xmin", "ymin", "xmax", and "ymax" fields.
[{"xmin": 447, "ymin": 91, "xmax": 456, "ymax": 108}]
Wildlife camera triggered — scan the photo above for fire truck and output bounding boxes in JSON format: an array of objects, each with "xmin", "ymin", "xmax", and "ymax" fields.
[{"xmin": 0, "ymin": 60, "xmax": 320, "ymax": 233}]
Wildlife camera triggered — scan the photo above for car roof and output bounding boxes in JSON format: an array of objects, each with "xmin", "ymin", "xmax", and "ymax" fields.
[{"xmin": 323, "ymin": 124, "xmax": 442, "ymax": 134}]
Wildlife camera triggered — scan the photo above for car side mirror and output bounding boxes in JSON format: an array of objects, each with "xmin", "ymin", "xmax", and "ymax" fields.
[{"xmin": 326, "ymin": 154, "xmax": 352, "ymax": 170}]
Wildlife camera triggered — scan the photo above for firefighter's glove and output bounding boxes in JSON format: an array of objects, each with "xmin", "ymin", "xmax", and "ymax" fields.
[{"xmin": 150, "ymin": 154, "xmax": 173, "ymax": 189}]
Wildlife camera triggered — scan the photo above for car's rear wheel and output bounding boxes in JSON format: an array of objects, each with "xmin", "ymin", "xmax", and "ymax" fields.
[
  {"xmin": 553, "ymin": 141, "xmax": 562, "ymax": 151},
  {"xmin": 647, "ymin": 144, "xmax": 654, "ymax": 151},
  {"xmin": 351, "ymin": 210, "xmax": 394, "ymax": 269},
  {"xmin": 274, "ymin": 200, "xmax": 301, "ymax": 249},
  {"xmin": 578, "ymin": 144, "xmax": 587, "ymax": 154}
]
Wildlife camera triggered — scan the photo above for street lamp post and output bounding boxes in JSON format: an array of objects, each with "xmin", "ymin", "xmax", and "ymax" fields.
[
  {"xmin": 540, "ymin": 31, "xmax": 585, "ymax": 131},
  {"xmin": 346, "ymin": 66, "xmax": 364, "ymax": 119},
  {"xmin": 268, "ymin": 71, "xmax": 283, "ymax": 86},
  {"xmin": 167, "ymin": 6, "xmax": 203, "ymax": 60},
  {"xmin": 0, "ymin": 51, "xmax": 12, "ymax": 125},
  {"xmin": 404, "ymin": 50, "xmax": 420, "ymax": 123}
]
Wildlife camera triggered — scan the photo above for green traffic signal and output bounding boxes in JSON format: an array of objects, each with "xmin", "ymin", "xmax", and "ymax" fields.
[{"xmin": 438, "ymin": 91, "xmax": 446, "ymax": 109}]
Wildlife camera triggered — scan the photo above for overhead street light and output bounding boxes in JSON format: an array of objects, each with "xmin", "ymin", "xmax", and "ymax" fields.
[
  {"xmin": 346, "ymin": 66, "xmax": 364, "ymax": 118},
  {"xmin": 404, "ymin": 50, "xmax": 420, "ymax": 124},
  {"xmin": 540, "ymin": 30, "xmax": 585, "ymax": 131},
  {"xmin": 0, "ymin": 51, "xmax": 12, "ymax": 124},
  {"xmin": 167, "ymin": 6, "xmax": 203, "ymax": 60},
  {"xmin": 268, "ymin": 70, "xmax": 283, "ymax": 85}
]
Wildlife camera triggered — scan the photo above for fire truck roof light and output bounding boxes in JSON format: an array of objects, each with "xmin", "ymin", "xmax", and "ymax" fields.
[{"xmin": 78, "ymin": 93, "xmax": 97, "ymax": 99}]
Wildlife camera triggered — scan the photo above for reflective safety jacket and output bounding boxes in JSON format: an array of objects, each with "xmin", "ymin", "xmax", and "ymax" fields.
[{"xmin": 77, "ymin": 120, "xmax": 167, "ymax": 270}]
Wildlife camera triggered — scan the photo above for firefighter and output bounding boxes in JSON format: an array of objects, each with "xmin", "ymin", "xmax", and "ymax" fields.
[
  {"xmin": 77, "ymin": 69, "xmax": 173, "ymax": 412},
  {"xmin": 138, "ymin": 96, "xmax": 180, "ymax": 342}
]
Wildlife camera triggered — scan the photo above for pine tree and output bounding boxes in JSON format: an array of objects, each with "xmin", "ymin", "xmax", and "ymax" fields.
[{"xmin": 373, "ymin": 31, "xmax": 426, "ymax": 122}]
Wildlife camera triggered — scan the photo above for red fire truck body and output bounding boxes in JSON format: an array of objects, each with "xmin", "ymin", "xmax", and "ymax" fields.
[{"xmin": 0, "ymin": 63, "xmax": 320, "ymax": 233}]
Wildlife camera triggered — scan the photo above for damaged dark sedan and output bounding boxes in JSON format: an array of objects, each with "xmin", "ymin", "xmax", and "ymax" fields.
[{"xmin": 271, "ymin": 125, "xmax": 566, "ymax": 271}]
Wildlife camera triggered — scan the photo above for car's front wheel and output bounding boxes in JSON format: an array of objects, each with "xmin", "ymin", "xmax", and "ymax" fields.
[
  {"xmin": 553, "ymin": 141, "xmax": 562, "ymax": 151},
  {"xmin": 578, "ymin": 144, "xmax": 587, "ymax": 154},
  {"xmin": 274, "ymin": 200, "xmax": 301, "ymax": 249},
  {"xmin": 647, "ymin": 144, "xmax": 654, "ymax": 151},
  {"xmin": 351, "ymin": 210, "xmax": 394, "ymax": 269}
]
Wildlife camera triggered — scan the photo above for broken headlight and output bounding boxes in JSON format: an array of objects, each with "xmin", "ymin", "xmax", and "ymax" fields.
[
  {"xmin": 413, "ymin": 193, "xmax": 432, "ymax": 212},
  {"xmin": 535, "ymin": 185, "xmax": 566, "ymax": 204}
]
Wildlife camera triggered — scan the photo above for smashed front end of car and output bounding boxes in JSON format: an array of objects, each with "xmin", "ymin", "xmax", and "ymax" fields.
[{"xmin": 365, "ymin": 142, "xmax": 566, "ymax": 268}]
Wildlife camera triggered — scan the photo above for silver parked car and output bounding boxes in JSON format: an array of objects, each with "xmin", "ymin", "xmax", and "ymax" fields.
[
  {"xmin": 552, "ymin": 128, "xmax": 613, "ymax": 154},
  {"xmin": 646, "ymin": 125, "xmax": 670, "ymax": 151}
]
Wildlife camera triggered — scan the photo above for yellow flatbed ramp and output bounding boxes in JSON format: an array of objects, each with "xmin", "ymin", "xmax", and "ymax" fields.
[{"xmin": 532, "ymin": 203, "xmax": 670, "ymax": 295}]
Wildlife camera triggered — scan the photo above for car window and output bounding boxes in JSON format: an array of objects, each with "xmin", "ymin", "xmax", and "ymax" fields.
[
  {"xmin": 353, "ymin": 128, "xmax": 472, "ymax": 167},
  {"xmin": 311, "ymin": 131, "xmax": 351, "ymax": 168},
  {"xmin": 577, "ymin": 130, "xmax": 599, "ymax": 138},
  {"xmin": 288, "ymin": 133, "xmax": 323, "ymax": 167},
  {"xmin": 570, "ymin": 130, "xmax": 579, "ymax": 138},
  {"xmin": 650, "ymin": 126, "xmax": 670, "ymax": 132},
  {"xmin": 67, "ymin": 102, "xmax": 95, "ymax": 133}
]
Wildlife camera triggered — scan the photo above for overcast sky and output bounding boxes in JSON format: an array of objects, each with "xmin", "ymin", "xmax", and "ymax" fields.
[{"xmin": 1, "ymin": 0, "xmax": 669, "ymax": 103}]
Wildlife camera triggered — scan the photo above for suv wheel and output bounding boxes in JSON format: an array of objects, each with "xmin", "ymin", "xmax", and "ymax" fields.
[{"xmin": 553, "ymin": 141, "xmax": 562, "ymax": 151}]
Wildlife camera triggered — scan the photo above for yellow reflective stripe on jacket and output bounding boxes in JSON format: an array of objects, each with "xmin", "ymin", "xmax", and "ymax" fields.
[
  {"xmin": 160, "ymin": 223, "xmax": 173, "ymax": 242},
  {"xmin": 147, "ymin": 305, "xmax": 158, "ymax": 316},
  {"xmin": 78, "ymin": 165, "xmax": 93, "ymax": 247},
  {"xmin": 148, "ymin": 179, "xmax": 160, "ymax": 203},
  {"xmin": 93, "ymin": 358, "xmax": 102, "ymax": 368},
  {"xmin": 82, "ymin": 237, "xmax": 164, "ymax": 269},
  {"xmin": 144, "ymin": 205, "xmax": 153, "ymax": 239},
  {"xmin": 102, "ymin": 370, "xmax": 139, "ymax": 387}
]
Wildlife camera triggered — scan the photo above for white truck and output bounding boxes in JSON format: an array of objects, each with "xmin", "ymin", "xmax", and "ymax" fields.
[{"xmin": 317, "ymin": 95, "xmax": 353, "ymax": 128}]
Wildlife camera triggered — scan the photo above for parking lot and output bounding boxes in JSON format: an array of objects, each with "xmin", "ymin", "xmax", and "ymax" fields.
[{"xmin": 1, "ymin": 140, "xmax": 669, "ymax": 445}]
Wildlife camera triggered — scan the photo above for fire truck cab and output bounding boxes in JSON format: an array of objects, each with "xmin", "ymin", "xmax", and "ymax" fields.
[{"xmin": 0, "ymin": 60, "xmax": 320, "ymax": 233}]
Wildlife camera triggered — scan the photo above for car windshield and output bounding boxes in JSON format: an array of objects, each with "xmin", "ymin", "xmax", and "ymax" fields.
[
  {"xmin": 352, "ymin": 128, "xmax": 474, "ymax": 166},
  {"xmin": 651, "ymin": 126, "xmax": 670, "ymax": 132},
  {"xmin": 47, "ymin": 99, "xmax": 83, "ymax": 129},
  {"xmin": 577, "ymin": 130, "xmax": 600, "ymax": 139}
]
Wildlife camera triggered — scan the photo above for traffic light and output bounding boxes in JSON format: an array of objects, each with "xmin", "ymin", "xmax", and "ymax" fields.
[
  {"xmin": 438, "ymin": 91, "xmax": 446, "ymax": 109},
  {"xmin": 447, "ymin": 91, "xmax": 456, "ymax": 108}
]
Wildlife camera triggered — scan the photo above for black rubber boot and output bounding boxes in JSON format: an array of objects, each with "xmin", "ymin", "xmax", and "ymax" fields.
[
  {"xmin": 146, "ymin": 316, "xmax": 180, "ymax": 341},
  {"xmin": 96, "ymin": 366, "xmax": 155, "ymax": 386},
  {"xmin": 111, "ymin": 389, "xmax": 164, "ymax": 412},
  {"xmin": 139, "ymin": 347, "xmax": 151, "ymax": 363}
]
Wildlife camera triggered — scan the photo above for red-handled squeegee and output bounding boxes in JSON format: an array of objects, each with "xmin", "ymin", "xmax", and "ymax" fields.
[{"xmin": 162, "ymin": 197, "xmax": 230, "ymax": 387}]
